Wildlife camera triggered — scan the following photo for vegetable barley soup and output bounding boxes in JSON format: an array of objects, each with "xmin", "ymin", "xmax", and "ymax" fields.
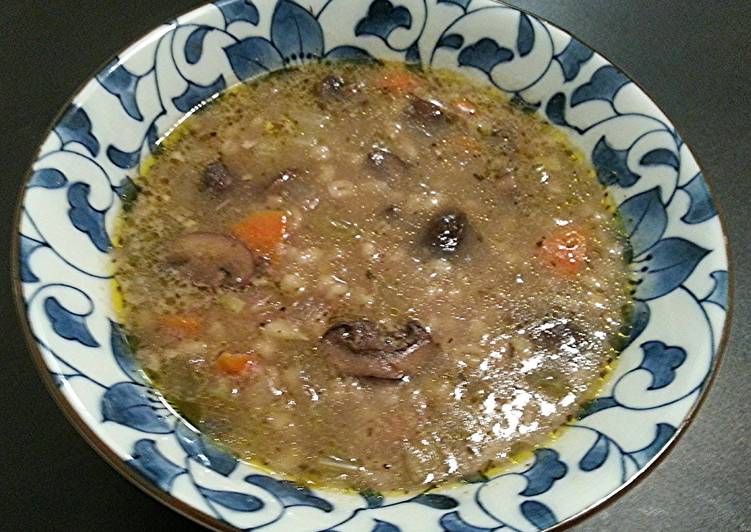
[{"xmin": 114, "ymin": 62, "xmax": 634, "ymax": 492}]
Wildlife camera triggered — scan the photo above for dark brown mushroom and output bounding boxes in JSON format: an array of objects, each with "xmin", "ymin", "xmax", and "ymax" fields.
[
  {"xmin": 202, "ymin": 161, "xmax": 234, "ymax": 193},
  {"xmin": 365, "ymin": 146, "xmax": 411, "ymax": 182},
  {"xmin": 167, "ymin": 232, "xmax": 255, "ymax": 288},
  {"xmin": 424, "ymin": 210, "xmax": 468, "ymax": 254},
  {"xmin": 405, "ymin": 97, "xmax": 450, "ymax": 134},
  {"xmin": 319, "ymin": 319, "xmax": 434, "ymax": 379}
]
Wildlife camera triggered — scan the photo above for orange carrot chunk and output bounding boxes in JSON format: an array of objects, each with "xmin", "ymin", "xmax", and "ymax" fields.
[
  {"xmin": 216, "ymin": 352, "xmax": 260, "ymax": 376},
  {"xmin": 539, "ymin": 227, "xmax": 588, "ymax": 276},
  {"xmin": 158, "ymin": 314, "xmax": 202, "ymax": 338},
  {"xmin": 230, "ymin": 210, "xmax": 288, "ymax": 258},
  {"xmin": 376, "ymin": 70, "xmax": 421, "ymax": 93}
]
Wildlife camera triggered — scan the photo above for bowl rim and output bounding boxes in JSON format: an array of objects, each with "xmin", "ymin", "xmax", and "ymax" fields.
[{"xmin": 10, "ymin": 1, "xmax": 734, "ymax": 530}]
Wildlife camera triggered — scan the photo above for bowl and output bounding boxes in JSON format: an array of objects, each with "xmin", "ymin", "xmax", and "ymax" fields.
[{"xmin": 13, "ymin": 0, "xmax": 730, "ymax": 530}]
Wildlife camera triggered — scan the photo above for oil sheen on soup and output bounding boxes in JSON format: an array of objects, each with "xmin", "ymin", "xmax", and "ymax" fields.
[{"xmin": 114, "ymin": 62, "xmax": 633, "ymax": 493}]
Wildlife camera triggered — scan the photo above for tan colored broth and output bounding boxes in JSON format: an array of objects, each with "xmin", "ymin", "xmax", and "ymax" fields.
[{"xmin": 114, "ymin": 62, "xmax": 633, "ymax": 492}]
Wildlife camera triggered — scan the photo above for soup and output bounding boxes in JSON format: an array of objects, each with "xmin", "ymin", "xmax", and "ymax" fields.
[{"xmin": 114, "ymin": 62, "xmax": 632, "ymax": 492}]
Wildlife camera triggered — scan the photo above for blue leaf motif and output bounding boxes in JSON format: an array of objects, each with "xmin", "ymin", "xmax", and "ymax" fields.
[
  {"xmin": 412, "ymin": 493, "xmax": 458, "ymax": 509},
  {"xmin": 640, "ymin": 148, "xmax": 679, "ymax": 169},
  {"xmin": 458, "ymin": 38, "xmax": 514, "ymax": 76},
  {"xmin": 173, "ymin": 76, "xmax": 226, "ymax": 113},
  {"xmin": 437, "ymin": 0, "xmax": 470, "ymax": 9},
  {"xmin": 110, "ymin": 320, "xmax": 144, "ymax": 383},
  {"xmin": 618, "ymin": 187, "xmax": 667, "ymax": 257},
  {"xmin": 629, "ymin": 423, "xmax": 676, "ymax": 468},
  {"xmin": 102, "ymin": 382, "xmax": 172, "ymax": 433},
  {"xmin": 216, "ymin": 0, "xmax": 259, "ymax": 25},
  {"xmin": 578, "ymin": 396, "xmax": 618, "ymax": 419},
  {"xmin": 359, "ymin": 489, "xmax": 384, "ymax": 508},
  {"xmin": 198, "ymin": 487, "xmax": 263, "ymax": 512},
  {"xmin": 406, "ymin": 42, "xmax": 421, "ymax": 64},
  {"xmin": 355, "ymin": 0, "xmax": 412, "ymax": 41},
  {"xmin": 516, "ymin": 14, "xmax": 534, "ymax": 57},
  {"xmin": 271, "ymin": 0, "xmax": 324, "ymax": 60},
  {"xmin": 629, "ymin": 301, "xmax": 650, "ymax": 344},
  {"xmin": 44, "ymin": 297, "xmax": 100, "ymax": 347},
  {"xmin": 681, "ymin": 172, "xmax": 717, "ymax": 224},
  {"xmin": 185, "ymin": 27, "xmax": 211, "ymax": 65},
  {"xmin": 29, "ymin": 168, "xmax": 67, "ymax": 189},
  {"xmin": 437, "ymin": 34, "xmax": 464, "ymax": 50},
  {"xmin": 146, "ymin": 122, "xmax": 159, "ymax": 152},
  {"xmin": 704, "ymin": 270, "xmax": 728, "ymax": 309},
  {"xmin": 545, "ymin": 92, "xmax": 574, "ymax": 130},
  {"xmin": 325, "ymin": 46, "xmax": 375, "ymax": 62},
  {"xmin": 19, "ymin": 236, "xmax": 45, "ymax": 283},
  {"xmin": 373, "ymin": 520, "xmax": 400, "ymax": 532},
  {"xmin": 520, "ymin": 500, "xmax": 558, "ymax": 530},
  {"xmin": 107, "ymin": 144, "xmax": 141, "ymax": 169},
  {"xmin": 592, "ymin": 136, "xmax": 640, "ymax": 187},
  {"xmin": 510, "ymin": 93, "xmax": 540, "ymax": 114},
  {"xmin": 555, "ymin": 38, "xmax": 593, "ymax": 82},
  {"xmin": 96, "ymin": 61, "xmax": 143, "ymax": 120},
  {"xmin": 225, "ymin": 37, "xmax": 284, "ymax": 80},
  {"xmin": 439, "ymin": 511, "xmax": 495, "ymax": 532},
  {"xmin": 571, "ymin": 65, "xmax": 629, "ymax": 106},
  {"xmin": 579, "ymin": 434, "xmax": 609, "ymax": 472},
  {"xmin": 245, "ymin": 475, "xmax": 333, "ymax": 511},
  {"xmin": 67, "ymin": 182, "xmax": 110, "ymax": 253},
  {"xmin": 176, "ymin": 422, "xmax": 237, "ymax": 476},
  {"xmin": 635, "ymin": 238, "xmax": 709, "ymax": 300},
  {"xmin": 638, "ymin": 341, "xmax": 687, "ymax": 390},
  {"xmin": 55, "ymin": 105, "xmax": 100, "ymax": 156},
  {"xmin": 115, "ymin": 176, "xmax": 141, "ymax": 212},
  {"xmin": 521, "ymin": 448, "xmax": 567, "ymax": 496},
  {"xmin": 127, "ymin": 439, "xmax": 185, "ymax": 491}
]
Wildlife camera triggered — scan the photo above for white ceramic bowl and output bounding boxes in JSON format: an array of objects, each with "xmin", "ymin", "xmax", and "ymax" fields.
[{"xmin": 13, "ymin": 1, "xmax": 730, "ymax": 530}]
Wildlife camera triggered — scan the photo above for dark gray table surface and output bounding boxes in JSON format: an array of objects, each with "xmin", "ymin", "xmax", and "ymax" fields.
[{"xmin": 1, "ymin": 1, "xmax": 748, "ymax": 530}]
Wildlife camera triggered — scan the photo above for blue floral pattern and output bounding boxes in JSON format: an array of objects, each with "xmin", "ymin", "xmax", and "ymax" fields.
[{"xmin": 17, "ymin": 1, "xmax": 729, "ymax": 530}]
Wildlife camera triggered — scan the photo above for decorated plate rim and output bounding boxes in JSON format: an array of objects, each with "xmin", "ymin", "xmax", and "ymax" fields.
[{"xmin": 10, "ymin": 0, "xmax": 733, "ymax": 530}]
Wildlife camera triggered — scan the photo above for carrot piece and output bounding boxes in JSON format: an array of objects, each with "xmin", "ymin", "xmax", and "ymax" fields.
[
  {"xmin": 158, "ymin": 314, "xmax": 202, "ymax": 338},
  {"xmin": 376, "ymin": 70, "xmax": 421, "ymax": 93},
  {"xmin": 230, "ymin": 210, "xmax": 288, "ymax": 258},
  {"xmin": 539, "ymin": 227, "xmax": 588, "ymax": 276},
  {"xmin": 216, "ymin": 352, "xmax": 260, "ymax": 375}
]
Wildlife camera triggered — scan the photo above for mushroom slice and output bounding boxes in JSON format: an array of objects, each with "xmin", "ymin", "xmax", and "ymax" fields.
[
  {"xmin": 319, "ymin": 319, "xmax": 434, "ymax": 379},
  {"xmin": 365, "ymin": 146, "xmax": 410, "ymax": 183},
  {"xmin": 202, "ymin": 161, "xmax": 235, "ymax": 194},
  {"xmin": 405, "ymin": 97, "xmax": 451, "ymax": 134},
  {"xmin": 167, "ymin": 232, "xmax": 255, "ymax": 288},
  {"xmin": 425, "ymin": 210, "xmax": 468, "ymax": 254}
]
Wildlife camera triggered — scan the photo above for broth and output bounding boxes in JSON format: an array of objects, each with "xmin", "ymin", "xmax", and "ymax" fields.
[{"xmin": 114, "ymin": 62, "xmax": 632, "ymax": 492}]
